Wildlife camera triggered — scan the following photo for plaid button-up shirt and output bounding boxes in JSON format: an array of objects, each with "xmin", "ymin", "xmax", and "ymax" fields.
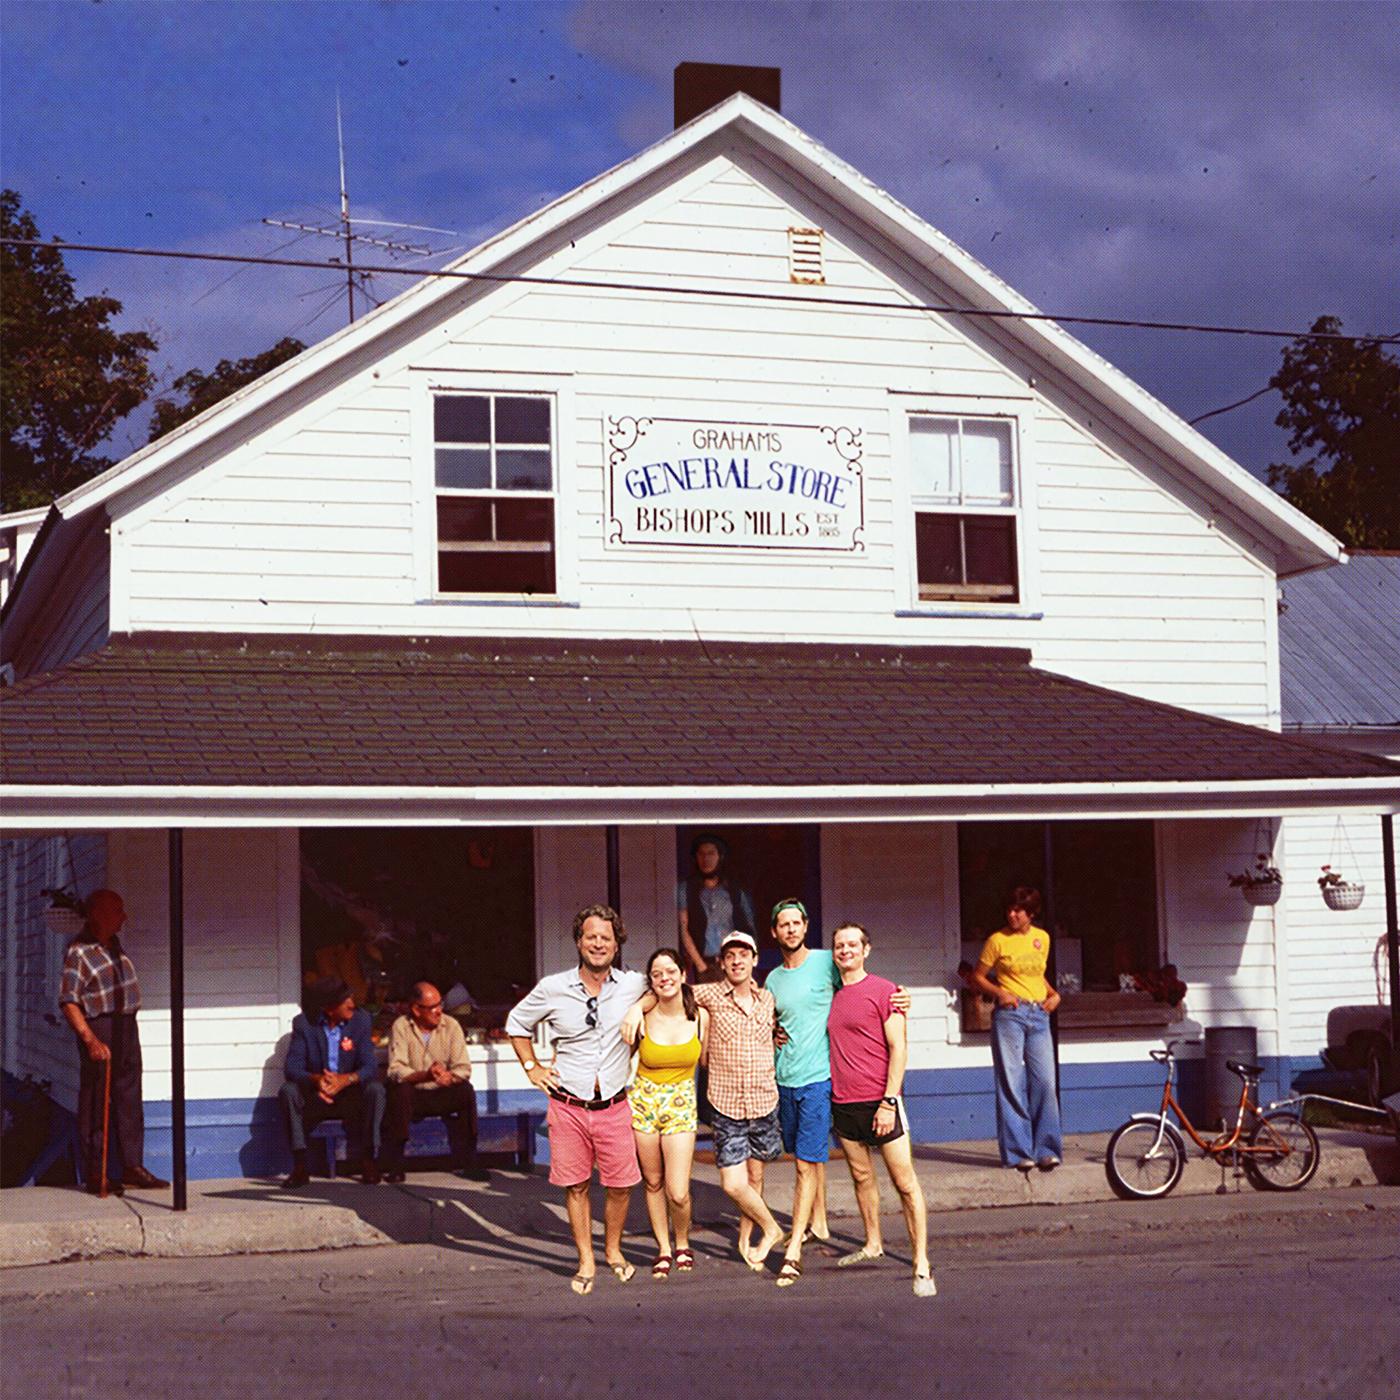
[
  {"xmin": 59, "ymin": 940, "xmax": 142, "ymax": 1017},
  {"xmin": 694, "ymin": 979, "xmax": 778, "ymax": 1119}
]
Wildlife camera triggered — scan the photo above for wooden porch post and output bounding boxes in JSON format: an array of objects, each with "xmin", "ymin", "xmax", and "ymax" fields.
[
  {"xmin": 606, "ymin": 825, "xmax": 621, "ymax": 914},
  {"xmin": 168, "ymin": 829, "xmax": 187, "ymax": 1211},
  {"xmin": 1383, "ymin": 814, "xmax": 1400, "ymax": 1081}
]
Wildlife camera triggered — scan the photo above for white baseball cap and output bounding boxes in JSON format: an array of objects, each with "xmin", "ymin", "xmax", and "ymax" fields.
[{"xmin": 719, "ymin": 931, "xmax": 759, "ymax": 955}]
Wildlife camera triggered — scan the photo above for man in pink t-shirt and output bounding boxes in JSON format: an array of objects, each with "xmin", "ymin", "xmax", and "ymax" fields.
[{"xmin": 827, "ymin": 922, "xmax": 936, "ymax": 1299}]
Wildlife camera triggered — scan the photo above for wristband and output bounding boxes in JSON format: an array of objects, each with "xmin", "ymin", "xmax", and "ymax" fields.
[{"xmin": 881, "ymin": 1096, "xmax": 898, "ymax": 1109}]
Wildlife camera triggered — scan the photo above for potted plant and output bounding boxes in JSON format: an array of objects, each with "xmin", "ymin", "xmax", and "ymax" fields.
[
  {"xmin": 1317, "ymin": 864, "xmax": 1365, "ymax": 911},
  {"xmin": 1227, "ymin": 854, "xmax": 1283, "ymax": 906},
  {"xmin": 40, "ymin": 886, "xmax": 85, "ymax": 937}
]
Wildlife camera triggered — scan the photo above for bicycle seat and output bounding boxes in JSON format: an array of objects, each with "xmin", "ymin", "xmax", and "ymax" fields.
[{"xmin": 1227, "ymin": 1060, "xmax": 1263, "ymax": 1078}]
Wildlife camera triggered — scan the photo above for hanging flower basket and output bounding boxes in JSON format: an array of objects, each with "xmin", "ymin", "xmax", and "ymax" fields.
[
  {"xmin": 1228, "ymin": 854, "xmax": 1282, "ymax": 906},
  {"xmin": 1318, "ymin": 866, "xmax": 1365, "ymax": 911},
  {"xmin": 41, "ymin": 886, "xmax": 85, "ymax": 937}
]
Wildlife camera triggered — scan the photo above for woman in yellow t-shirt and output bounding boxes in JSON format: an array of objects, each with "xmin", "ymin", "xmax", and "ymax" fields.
[
  {"xmin": 626, "ymin": 947, "xmax": 709, "ymax": 1278},
  {"xmin": 970, "ymin": 886, "xmax": 1064, "ymax": 1172}
]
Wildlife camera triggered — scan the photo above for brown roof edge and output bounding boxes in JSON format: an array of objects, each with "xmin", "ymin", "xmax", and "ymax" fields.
[{"xmin": 104, "ymin": 631, "xmax": 1034, "ymax": 670}]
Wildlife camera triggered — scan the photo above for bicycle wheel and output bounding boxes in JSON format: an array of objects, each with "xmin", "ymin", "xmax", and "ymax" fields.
[
  {"xmin": 1243, "ymin": 1111, "xmax": 1320, "ymax": 1191},
  {"xmin": 1105, "ymin": 1119, "xmax": 1186, "ymax": 1199}
]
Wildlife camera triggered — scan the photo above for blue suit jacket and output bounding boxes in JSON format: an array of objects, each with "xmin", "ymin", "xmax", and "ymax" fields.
[{"xmin": 285, "ymin": 1008, "xmax": 378, "ymax": 1086}]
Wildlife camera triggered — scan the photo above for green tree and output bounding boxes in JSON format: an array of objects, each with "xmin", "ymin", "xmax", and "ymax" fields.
[
  {"xmin": 1, "ymin": 189, "xmax": 158, "ymax": 512},
  {"xmin": 147, "ymin": 337, "xmax": 306, "ymax": 443},
  {"xmin": 1266, "ymin": 316, "xmax": 1400, "ymax": 549}
]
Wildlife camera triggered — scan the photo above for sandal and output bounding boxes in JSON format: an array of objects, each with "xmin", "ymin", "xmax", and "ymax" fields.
[
  {"xmin": 674, "ymin": 1248, "xmax": 695, "ymax": 1272},
  {"xmin": 912, "ymin": 1270, "xmax": 938, "ymax": 1299},
  {"xmin": 835, "ymin": 1245, "xmax": 885, "ymax": 1268},
  {"xmin": 651, "ymin": 1254, "xmax": 672, "ymax": 1280},
  {"xmin": 570, "ymin": 1273, "xmax": 595, "ymax": 1296},
  {"xmin": 775, "ymin": 1259, "xmax": 803, "ymax": 1288},
  {"xmin": 607, "ymin": 1259, "xmax": 636, "ymax": 1284}
]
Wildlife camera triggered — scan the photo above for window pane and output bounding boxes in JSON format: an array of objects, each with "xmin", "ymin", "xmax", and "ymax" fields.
[
  {"xmin": 964, "ymin": 516, "xmax": 1018, "ymax": 599},
  {"xmin": 915, "ymin": 512, "xmax": 962, "ymax": 587},
  {"xmin": 909, "ymin": 418, "xmax": 957, "ymax": 502},
  {"xmin": 435, "ymin": 448, "xmax": 491, "ymax": 490},
  {"xmin": 439, "ymin": 548, "xmax": 555, "ymax": 595},
  {"xmin": 495, "ymin": 397, "xmax": 551, "ymax": 445},
  {"xmin": 437, "ymin": 496, "xmax": 492, "ymax": 541},
  {"xmin": 962, "ymin": 421, "xmax": 1014, "ymax": 504},
  {"xmin": 435, "ymin": 395, "xmax": 490, "ymax": 443},
  {"xmin": 496, "ymin": 449, "xmax": 552, "ymax": 491},
  {"xmin": 495, "ymin": 497, "xmax": 554, "ymax": 542}
]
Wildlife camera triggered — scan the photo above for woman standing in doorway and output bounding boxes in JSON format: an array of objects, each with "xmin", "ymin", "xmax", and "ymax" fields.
[
  {"xmin": 969, "ymin": 886, "xmax": 1064, "ymax": 1171},
  {"xmin": 677, "ymin": 834, "xmax": 756, "ymax": 983},
  {"xmin": 626, "ymin": 948, "xmax": 709, "ymax": 1278}
]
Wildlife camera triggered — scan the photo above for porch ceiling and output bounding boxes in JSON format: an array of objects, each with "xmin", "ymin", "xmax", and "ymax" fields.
[{"xmin": 3, "ymin": 633, "xmax": 1398, "ymax": 827}]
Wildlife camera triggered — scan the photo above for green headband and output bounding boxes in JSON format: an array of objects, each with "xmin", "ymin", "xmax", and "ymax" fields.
[{"xmin": 770, "ymin": 898, "xmax": 808, "ymax": 925}]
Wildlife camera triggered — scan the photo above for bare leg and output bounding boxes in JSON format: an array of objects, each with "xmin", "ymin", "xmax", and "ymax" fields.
[
  {"xmin": 660, "ymin": 1131, "xmax": 695, "ymax": 1252},
  {"xmin": 634, "ymin": 1131, "xmax": 670, "ymax": 1257},
  {"xmin": 880, "ymin": 1136, "xmax": 930, "ymax": 1274},
  {"xmin": 564, "ymin": 1182, "xmax": 595, "ymax": 1278},
  {"xmin": 838, "ymin": 1137, "xmax": 884, "ymax": 1255},
  {"xmin": 784, "ymin": 1158, "xmax": 820, "ymax": 1267},
  {"xmin": 811, "ymin": 1161, "xmax": 831, "ymax": 1239},
  {"xmin": 719, "ymin": 1160, "xmax": 783, "ymax": 1265},
  {"xmin": 602, "ymin": 1186, "xmax": 632, "ymax": 1268}
]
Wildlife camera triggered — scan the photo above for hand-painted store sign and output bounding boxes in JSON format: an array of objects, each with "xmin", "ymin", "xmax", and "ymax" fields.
[{"xmin": 606, "ymin": 415, "xmax": 865, "ymax": 551}]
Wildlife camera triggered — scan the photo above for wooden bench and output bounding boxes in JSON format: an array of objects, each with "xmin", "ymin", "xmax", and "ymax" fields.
[{"xmin": 311, "ymin": 1109, "xmax": 542, "ymax": 1179}]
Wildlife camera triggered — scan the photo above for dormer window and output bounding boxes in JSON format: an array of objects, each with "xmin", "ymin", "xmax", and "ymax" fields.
[
  {"xmin": 908, "ymin": 415, "xmax": 1020, "ymax": 604},
  {"xmin": 434, "ymin": 393, "xmax": 555, "ymax": 595}
]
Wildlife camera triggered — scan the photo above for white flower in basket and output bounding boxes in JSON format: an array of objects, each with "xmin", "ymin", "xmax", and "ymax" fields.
[
  {"xmin": 1317, "ymin": 865, "xmax": 1365, "ymax": 912},
  {"xmin": 1227, "ymin": 854, "xmax": 1283, "ymax": 906}
]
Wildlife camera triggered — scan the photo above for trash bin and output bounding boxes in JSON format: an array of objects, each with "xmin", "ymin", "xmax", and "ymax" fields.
[{"xmin": 1204, "ymin": 1025, "xmax": 1258, "ymax": 1130}]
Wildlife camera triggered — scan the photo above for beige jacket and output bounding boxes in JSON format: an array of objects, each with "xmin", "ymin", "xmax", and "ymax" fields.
[{"xmin": 387, "ymin": 1012, "xmax": 472, "ymax": 1086}]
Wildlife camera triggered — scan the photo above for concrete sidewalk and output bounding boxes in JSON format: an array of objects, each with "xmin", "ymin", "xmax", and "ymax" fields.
[{"xmin": 3, "ymin": 1127, "xmax": 1395, "ymax": 1270}]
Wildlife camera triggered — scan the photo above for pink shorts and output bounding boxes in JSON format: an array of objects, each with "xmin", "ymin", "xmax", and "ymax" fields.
[{"xmin": 546, "ymin": 1096, "xmax": 642, "ymax": 1188}]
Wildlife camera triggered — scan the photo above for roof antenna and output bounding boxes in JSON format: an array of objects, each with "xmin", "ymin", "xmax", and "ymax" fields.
[{"xmin": 337, "ymin": 92, "xmax": 355, "ymax": 324}]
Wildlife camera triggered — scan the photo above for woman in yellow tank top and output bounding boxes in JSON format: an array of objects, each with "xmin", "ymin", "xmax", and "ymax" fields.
[{"xmin": 627, "ymin": 947, "xmax": 709, "ymax": 1278}]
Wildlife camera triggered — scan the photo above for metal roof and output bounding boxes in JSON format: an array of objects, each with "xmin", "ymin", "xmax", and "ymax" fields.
[{"xmin": 1279, "ymin": 553, "xmax": 1400, "ymax": 730}]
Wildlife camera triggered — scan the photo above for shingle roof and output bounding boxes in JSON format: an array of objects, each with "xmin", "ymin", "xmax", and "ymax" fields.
[
  {"xmin": 3, "ymin": 634, "xmax": 1395, "ymax": 789},
  {"xmin": 1279, "ymin": 553, "xmax": 1400, "ymax": 730}
]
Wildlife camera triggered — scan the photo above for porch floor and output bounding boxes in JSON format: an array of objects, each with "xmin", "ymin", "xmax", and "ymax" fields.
[{"xmin": 3, "ymin": 1128, "xmax": 1395, "ymax": 1271}]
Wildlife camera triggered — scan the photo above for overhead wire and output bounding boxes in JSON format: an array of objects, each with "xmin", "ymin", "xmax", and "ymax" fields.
[{"xmin": 3, "ymin": 236, "xmax": 1394, "ymax": 344}]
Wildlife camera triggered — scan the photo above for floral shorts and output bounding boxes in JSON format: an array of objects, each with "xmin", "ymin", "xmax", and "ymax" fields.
[{"xmin": 629, "ymin": 1075, "xmax": 698, "ymax": 1136}]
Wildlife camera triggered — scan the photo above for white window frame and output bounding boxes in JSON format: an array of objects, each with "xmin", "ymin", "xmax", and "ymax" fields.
[
  {"xmin": 412, "ymin": 371, "xmax": 576, "ymax": 604},
  {"xmin": 890, "ymin": 392, "xmax": 1039, "ymax": 615}
]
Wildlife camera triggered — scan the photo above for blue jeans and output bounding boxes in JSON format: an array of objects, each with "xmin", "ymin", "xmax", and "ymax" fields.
[{"xmin": 990, "ymin": 1003, "xmax": 1063, "ymax": 1166}]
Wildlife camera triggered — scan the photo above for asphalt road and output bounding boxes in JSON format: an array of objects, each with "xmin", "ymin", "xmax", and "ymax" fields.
[{"xmin": 2, "ymin": 1187, "xmax": 1396, "ymax": 1400}]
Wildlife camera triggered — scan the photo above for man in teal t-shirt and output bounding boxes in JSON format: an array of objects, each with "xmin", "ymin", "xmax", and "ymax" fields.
[{"xmin": 765, "ymin": 898, "xmax": 839, "ymax": 1286}]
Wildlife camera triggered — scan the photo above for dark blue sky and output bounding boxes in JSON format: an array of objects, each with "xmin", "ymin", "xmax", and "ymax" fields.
[{"xmin": 4, "ymin": 0, "xmax": 1396, "ymax": 475}]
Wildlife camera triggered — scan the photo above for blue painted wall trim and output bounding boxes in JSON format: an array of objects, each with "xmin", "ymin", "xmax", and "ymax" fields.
[{"xmin": 135, "ymin": 1055, "xmax": 1302, "ymax": 1180}]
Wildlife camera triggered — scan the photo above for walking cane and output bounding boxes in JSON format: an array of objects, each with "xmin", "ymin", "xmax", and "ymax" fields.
[{"xmin": 98, "ymin": 1054, "xmax": 112, "ymax": 1199}]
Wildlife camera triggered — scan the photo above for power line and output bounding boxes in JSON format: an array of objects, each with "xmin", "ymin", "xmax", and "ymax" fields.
[
  {"xmin": 1188, "ymin": 383, "xmax": 1276, "ymax": 426},
  {"xmin": 2, "ymin": 236, "xmax": 1395, "ymax": 345}
]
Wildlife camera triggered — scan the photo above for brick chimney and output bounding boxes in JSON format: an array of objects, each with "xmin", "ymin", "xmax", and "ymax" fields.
[{"xmin": 673, "ymin": 62, "xmax": 781, "ymax": 128}]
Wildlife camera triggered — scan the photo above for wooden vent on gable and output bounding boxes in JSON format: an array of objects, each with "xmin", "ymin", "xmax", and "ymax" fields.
[{"xmin": 788, "ymin": 226, "xmax": 825, "ymax": 284}]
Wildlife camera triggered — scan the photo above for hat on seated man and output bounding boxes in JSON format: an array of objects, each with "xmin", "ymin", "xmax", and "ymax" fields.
[{"xmin": 280, "ymin": 977, "xmax": 385, "ymax": 1188}]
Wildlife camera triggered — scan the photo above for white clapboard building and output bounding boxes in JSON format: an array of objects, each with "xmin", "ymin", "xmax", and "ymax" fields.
[{"xmin": 3, "ymin": 89, "xmax": 1397, "ymax": 1181}]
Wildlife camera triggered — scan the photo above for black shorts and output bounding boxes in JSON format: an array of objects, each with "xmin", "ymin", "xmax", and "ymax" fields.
[{"xmin": 831, "ymin": 1097, "xmax": 907, "ymax": 1147}]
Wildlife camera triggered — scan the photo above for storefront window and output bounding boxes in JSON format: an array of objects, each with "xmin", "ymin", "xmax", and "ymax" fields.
[
  {"xmin": 957, "ymin": 819, "xmax": 1160, "ymax": 993},
  {"xmin": 300, "ymin": 828, "xmax": 535, "ymax": 1028}
]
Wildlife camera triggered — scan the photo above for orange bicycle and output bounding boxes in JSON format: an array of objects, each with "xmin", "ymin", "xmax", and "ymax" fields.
[{"xmin": 1106, "ymin": 1039, "xmax": 1320, "ymax": 1199}]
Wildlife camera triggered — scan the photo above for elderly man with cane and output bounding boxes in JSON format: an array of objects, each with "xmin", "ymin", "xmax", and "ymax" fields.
[{"xmin": 58, "ymin": 889, "xmax": 169, "ymax": 1196}]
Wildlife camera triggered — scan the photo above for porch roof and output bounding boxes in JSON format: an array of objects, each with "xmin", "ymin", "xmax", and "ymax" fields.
[{"xmin": 3, "ymin": 633, "xmax": 1398, "ymax": 827}]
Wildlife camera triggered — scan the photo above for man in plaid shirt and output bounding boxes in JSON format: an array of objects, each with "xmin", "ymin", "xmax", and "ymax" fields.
[{"xmin": 59, "ymin": 890, "xmax": 168, "ymax": 1194}]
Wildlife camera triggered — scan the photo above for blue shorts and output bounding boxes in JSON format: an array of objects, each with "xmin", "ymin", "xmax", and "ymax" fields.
[
  {"xmin": 711, "ymin": 1107, "xmax": 783, "ymax": 1169},
  {"xmin": 778, "ymin": 1079, "xmax": 833, "ymax": 1163}
]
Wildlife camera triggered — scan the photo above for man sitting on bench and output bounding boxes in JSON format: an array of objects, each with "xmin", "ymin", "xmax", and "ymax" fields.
[{"xmin": 381, "ymin": 981, "xmax": 488, "ymax": 1182}]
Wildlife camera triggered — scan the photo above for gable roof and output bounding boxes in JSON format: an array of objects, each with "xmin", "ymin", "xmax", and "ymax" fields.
[
  {"xmin": 1280, "ymin": 553, "xmax": 1400, "ymax": 730},
  {"xmin": 38, "ymin": 95, "xmax": 1342, "ymax": 573}
]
